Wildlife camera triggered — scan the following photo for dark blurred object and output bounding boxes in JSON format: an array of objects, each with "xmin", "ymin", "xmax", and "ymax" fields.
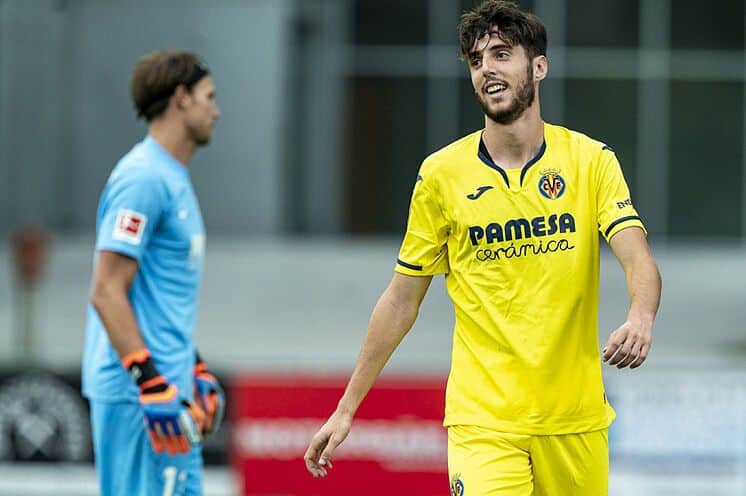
[
  {"xmin": 0, "ymin": 366, "xmax": 231, "ymax": 465},
  {"xmin": 11, "ymin": 225, "xmax": 50, "ymax": 362},
  {"xmin": 12, "ymin": 225, "xmax": 49, "ymax": 286},
  {"xmin": 0, "ymin": 369, "xmax": 91, "ymax": 462}
]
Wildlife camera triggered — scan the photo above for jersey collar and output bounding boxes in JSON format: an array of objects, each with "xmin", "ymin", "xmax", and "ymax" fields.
[
  {"xmin": 142, "ymin": 136, "xmax": 190, "ymax": 177},
  {"xmin": 477, "ymin": 132, "xmax": 546, "ymax": 188}
]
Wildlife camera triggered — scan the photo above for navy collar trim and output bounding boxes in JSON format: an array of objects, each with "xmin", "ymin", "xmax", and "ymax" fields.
[{"xmin": 477, "ymin": 135, "xmax": 547, "ymax": 188}]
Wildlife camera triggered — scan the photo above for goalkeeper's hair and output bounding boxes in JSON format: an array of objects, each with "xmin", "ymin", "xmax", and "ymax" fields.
[
  {"xmin": 130, "ymin": 50, "xmax": 208, "ymax": 122},
  {"xmin": 458, "ymin": 1, "xmax": 547, "ymax": 62}
]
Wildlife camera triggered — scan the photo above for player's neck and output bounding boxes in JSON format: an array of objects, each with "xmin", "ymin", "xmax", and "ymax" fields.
[
  {"xmin": 482, "ymin": 105, "xmax": 544, "ymax": 170},
  {"xmin": 148, "ymin": 122, "xmax": 196, "ymax": 167}
]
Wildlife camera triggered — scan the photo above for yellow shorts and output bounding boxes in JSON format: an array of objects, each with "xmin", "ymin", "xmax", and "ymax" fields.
[{"xmin": 448, "ymin": 425, "xmax": 608, "ymax": 496}]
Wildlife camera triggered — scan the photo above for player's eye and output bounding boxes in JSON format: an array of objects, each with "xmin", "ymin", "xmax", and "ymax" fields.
[
  {"xmin": 471, "ymin": 58, "xmax": 482, "ymax": 68},
  {"xmin": 497, "ymin": 51, "xmax": 510, "ymax": 60}
]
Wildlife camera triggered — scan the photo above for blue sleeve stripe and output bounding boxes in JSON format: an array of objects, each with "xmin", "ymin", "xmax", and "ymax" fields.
[
  {"xmin": 397, "ymin": 258, "xmax": 423, "ymax": 271},
  {"xmin": 604, "ymin": 215, "xmax": 642, "ymax": 237}
]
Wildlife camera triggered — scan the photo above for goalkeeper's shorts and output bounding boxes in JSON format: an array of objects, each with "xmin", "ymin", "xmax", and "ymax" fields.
[
  {"xmin": 89, "ymin": 399, "xmax": 204, "ymax": 496},
  {"xmin": 447, "ymin": 425, "xmax": 608, "ymax": 496}
]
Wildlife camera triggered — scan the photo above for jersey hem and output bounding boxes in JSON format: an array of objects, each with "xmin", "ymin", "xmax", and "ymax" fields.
[
  {"xmin": 443, "ymin": 409, "xmax": 616, "ymax": 436},
  {"xmin": 83, "ymin": 391, "xmax": 139, "ymax": 404}
]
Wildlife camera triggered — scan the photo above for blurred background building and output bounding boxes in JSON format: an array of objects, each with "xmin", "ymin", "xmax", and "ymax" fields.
[{"xmin": 0, "ymin": 0, "xmax": 744, "ymax": 495}]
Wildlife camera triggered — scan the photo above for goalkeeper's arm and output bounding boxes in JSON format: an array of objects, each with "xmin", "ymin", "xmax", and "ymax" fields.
[
  {"xmin": 90, "ymin": 250, "xmax": 204, "ymax": 454},
  {"xmin": 89, "ymin": 250, "xmax": 148, "ymax": 357}
]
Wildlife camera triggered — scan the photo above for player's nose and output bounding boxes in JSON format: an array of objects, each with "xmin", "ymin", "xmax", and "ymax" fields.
[{"xmin": 481, "ymin": 58, "xmax": 497, "ymax": 76}]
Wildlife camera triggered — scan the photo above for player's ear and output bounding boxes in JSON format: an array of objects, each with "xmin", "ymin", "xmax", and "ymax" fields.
[
  {"xmin": 533, "ymin": 55, "xmax": 548, "ymax": 82},
  {"xmin": 172, "ymin": 84, "xmax": 190, "ymax": 111}
]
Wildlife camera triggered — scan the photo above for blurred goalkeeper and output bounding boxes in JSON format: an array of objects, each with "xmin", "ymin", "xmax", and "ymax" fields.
[{"xmin": 82, "ymin": 51, "xmax": 224, "ymax": 496}]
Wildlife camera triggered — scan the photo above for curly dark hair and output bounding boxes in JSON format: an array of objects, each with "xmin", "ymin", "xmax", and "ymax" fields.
[{"xmin": 458, "ymin": 1, "xmax": 547, "ymax": 62}]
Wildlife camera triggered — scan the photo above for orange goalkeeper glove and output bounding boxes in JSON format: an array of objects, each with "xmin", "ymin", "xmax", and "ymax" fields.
[
  {"xmin": 123, "ymin": 349, "xmax": 205, "ymax": 455},
  {"xmin": 194, "ymin": 352, "xmax": 225, "ymax": 436}
]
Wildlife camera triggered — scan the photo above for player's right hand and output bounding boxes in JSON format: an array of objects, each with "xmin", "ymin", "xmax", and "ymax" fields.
[
  {"xmin": 139, "ymin": 383, "xmax": 205, "ymax": 455},
  {"xmin": 304, "ymin": 411, "xmax": 353, "ymax": 478}
]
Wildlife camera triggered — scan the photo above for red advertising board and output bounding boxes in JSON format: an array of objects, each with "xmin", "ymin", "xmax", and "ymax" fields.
[{"xmin": 230, "ymin": 374, "xmax": 448, "ymax": 496}]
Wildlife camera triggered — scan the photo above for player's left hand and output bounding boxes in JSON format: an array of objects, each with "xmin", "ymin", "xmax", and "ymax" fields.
[
  {"xmin": 602, "ymin": 318, "xmax": 653, "ymax": 369},
  {"xmin": 194, "ymin": 361, "xmax": 225, "ymax": 436}
]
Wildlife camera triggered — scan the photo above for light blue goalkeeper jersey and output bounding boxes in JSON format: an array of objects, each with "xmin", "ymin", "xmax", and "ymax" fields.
[{"xmin": 83, "ymin": 136, "xmax": 206, "ymax": 402}]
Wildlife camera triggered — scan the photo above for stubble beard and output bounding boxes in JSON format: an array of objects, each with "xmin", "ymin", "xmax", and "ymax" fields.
[
  {"xmin": 477, "ymin": 63, "xmax": 536, "ymax": 125},
  {"xmin": 187, "ymin": 123, "xmax": 212, "ymax": 147}
]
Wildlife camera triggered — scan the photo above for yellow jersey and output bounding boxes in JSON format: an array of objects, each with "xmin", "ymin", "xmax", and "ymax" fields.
[{"xmin": 395, "ymin": 122, "xmax": 645, "ymax": 435}]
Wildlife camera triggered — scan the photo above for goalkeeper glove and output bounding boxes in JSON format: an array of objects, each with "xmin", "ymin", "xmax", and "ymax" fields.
[
  {"xmin": 194, "ymin": 352, "xmax": 225, "ymax": 436},
  {"xmin": 123, "ymin": 349, "xmax": 205, "ymax": 455}
]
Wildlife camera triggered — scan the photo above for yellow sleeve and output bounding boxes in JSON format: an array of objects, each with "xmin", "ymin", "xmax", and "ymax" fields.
[
  {"xmin": 395, "ymin": 172, "xmax": 450, "ymax": 276},
  {"xmin": 595, "ymin": 147, "xmax": 647, "ymax": 242}
]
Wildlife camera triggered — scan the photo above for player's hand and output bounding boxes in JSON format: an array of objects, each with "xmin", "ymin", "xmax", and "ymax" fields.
[
  {"xmin": 122, "ymin": 348, "xmax": 205, "ymax": 454},
  {"xmin": 602, "ymin": 318, "xmax": 653, "ymax": 369},
  {"xmin": 140, "ymin": 383, "xmax": 205, "ymax": 455},
  {"xmin": 194, "ymin": 361, "xmax": 225, "ymax": 436},
  {"xmin": 304, "ymin": 411, "xmax": 353, "ymax": 478}
]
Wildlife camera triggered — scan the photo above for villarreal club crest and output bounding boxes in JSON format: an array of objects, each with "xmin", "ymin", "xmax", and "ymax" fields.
[
  {"xmin": 450, "ymin": 473, "xmax": 465, "ymax": 496},
  {"xmin": 538, "ymin": 168, "xmax": 566, "ymax": 200}
]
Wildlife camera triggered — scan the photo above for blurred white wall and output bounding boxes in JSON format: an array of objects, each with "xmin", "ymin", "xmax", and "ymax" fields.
[{"xmin": 1, "ymin": 238, "xmax": 743, "ymax": 373}]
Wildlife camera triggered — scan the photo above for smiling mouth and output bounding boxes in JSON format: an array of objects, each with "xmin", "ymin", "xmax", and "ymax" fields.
[{"xmin": 485, "ymin": 82, "xmax": 507, "ymax": 96}]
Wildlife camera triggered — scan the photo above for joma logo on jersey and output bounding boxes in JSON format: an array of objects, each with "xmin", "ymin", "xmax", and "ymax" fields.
[
  {"xmin": 469, "ymin": 213, "xmax": 576, "ymax": 246},
  {"xmin": 466, "ymin": 185, "xmax": 493, "ymax": 200},
  {"xmin": 538, "ymin": 169, "xmax": 566, "ymax": 199}
]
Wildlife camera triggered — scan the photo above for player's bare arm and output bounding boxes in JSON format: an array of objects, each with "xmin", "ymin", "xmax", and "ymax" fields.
[
  {"xmin": 602, "ymin": 227, "xmax": 661, "ymax": 369},
  {"xmin": 304, "ymin": 272, "xmax": 432, "ymax": 478},
  {"xmin": 89, "ymin": 250, "xmax": 147, "ymax": 356}
]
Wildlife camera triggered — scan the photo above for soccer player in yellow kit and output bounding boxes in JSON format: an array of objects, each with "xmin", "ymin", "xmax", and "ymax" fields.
[{"xmin": 304, "ymin": 1, "xmax": 661, "ymax": 494}]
